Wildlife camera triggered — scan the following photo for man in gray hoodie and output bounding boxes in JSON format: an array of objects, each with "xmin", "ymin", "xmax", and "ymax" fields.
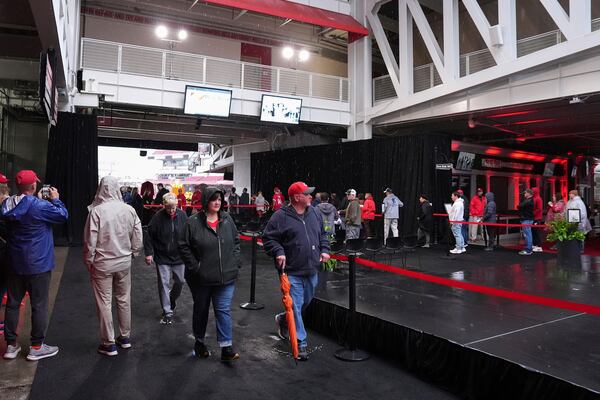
[
  {"xmin": 382, "ymin": 188, "xmax": 403, "ymax": 244},
  {"xmin": 83, "ymin": 176, "xmax": 143, "ymax": 357},
  {"xmin": 315, "ymin": 192, "xmax": 339, "ymax": 237}
]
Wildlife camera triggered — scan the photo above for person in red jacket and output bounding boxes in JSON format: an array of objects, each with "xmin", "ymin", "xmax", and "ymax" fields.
[
  {"xmin": 190, "ymin": 185, "xmax": 202, "ymax": 213},
  {"xmin": 469, "ymin": 188, "xmax": 486, "ymax": 242},
  {"xmin": 532, "ymin": 187, "xmax": 544, "ymax": 252},
  {"xmin": 272, "ymin": 187, "xmax": 285, "ymax": 211},
  {"xmin": 176, "ymin": 188, "xmax": 187, "ymax": 210},
  {"xmin": 361, "ymin": 193, "xmax": 376, "ymax": 238}
]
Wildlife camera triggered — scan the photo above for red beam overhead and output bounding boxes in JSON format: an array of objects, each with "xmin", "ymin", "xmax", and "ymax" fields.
[{"xmin": 202, "ymin": 0, "xmax": 369, "ymax": 42}]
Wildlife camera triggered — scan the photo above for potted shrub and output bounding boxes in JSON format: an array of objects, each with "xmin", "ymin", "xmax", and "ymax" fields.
[{"xmin": 546, "ymin": 218, "xmax": 585, "ymax": 263}]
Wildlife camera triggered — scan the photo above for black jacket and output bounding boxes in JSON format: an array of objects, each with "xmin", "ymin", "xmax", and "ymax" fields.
[
  {"xmin": 154, "ymin": 188, "xmax": 170, "ymax": 205},
  {"xmin": 178, "ymin": 187, "xmax": 240, "ymax": 286},
  {"xmin": 144, "ymin": 208, "xmax": 187, "ymax": 265},
  {"xmin": 262, "ymin": 204, "xmax": 330, "ymax": 276},
  {"xmin": 461, "ymin": 195, "xmax": 470, "ymax": 221},
  {"xmin": 417, "ymin": 201, "xmax": 433, "ymax": 231},
  {"xmin": 518, "ymin": 197, "xmax": 534, "ymax": 220}
]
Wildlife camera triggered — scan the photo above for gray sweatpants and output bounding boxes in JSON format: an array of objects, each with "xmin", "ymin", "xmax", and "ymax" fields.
[{"xmin": 156, "ymin": 263, "xmax": 185, "ymax": 317}]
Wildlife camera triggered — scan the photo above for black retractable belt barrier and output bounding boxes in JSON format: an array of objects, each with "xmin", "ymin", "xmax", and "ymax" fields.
[
  {"xmin": 334, "ymin": 254, "xmax": 369, "ymax": 362},
  {"xmin": 239, "ymin": 232, "xmax": 264, "ymax": 310}
]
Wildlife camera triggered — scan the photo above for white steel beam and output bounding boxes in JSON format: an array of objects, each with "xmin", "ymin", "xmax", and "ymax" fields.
[
  {"xmin": 367, "ymin": 0, "xmax": 403, "ymax": 97},
  {"xmin": 443, "ymin": 0, "xmax": 460, "ymax": 79},
  {"xmin": 461, "ymin": 0, "xmax": 510, "ymax": 64},
  {"xmin": 570, "ymin": 0, "xmax": 591, "ymax": 37},
  {"xmin": 540, "ymin": 0, "xmax": 574, "ymax": 39},
  {"xmin": 367, "ymin": 30, "xmax": 600, "ymax": 122},
  {"xmin": 397, "ymin": 0, "xmax": 413, "ymax": 94},
  {"xmin": 406, "ymin": 0, "xmax": 449, "ymax": 82},
  {"xmin": 498, "ymin": 0, "xmax": 517, "ymax": 60}
]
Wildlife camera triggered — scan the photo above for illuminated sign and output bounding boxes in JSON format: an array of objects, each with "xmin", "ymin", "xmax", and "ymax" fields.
[{"xmin": 481, "ymin": 158, "xmax": 534, "ymax": 171}]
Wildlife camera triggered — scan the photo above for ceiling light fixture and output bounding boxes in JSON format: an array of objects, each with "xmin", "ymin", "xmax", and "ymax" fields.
[
  {"xmin": 178, "ymin": 29, "xmax": 188, "ymax": 41},
  {"xmin": 155, "ymin": 25, "xmax": 168, "ymax": 39},
  {"xmin": 282, "ymin": 46, "xmax": 294, "ymax": 60},
  {"xmin": 298, "ymin": 49, "xmax": 310, "ymax": 62}
]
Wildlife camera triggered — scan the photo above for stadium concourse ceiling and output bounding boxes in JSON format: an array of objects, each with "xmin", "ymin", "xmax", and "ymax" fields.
[
  {"xmin": 94, "ymin": 103, "xmax": 347, "ymax": 146},
  {"xmin": 374, "ymin": 94, "xmax": 600, "ymax": 157}
]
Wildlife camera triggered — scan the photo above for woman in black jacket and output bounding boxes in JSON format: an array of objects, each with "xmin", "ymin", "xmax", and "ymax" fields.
[{"xmin": 178, "ymin": 187, "xmax": 241, "ymax": 361}]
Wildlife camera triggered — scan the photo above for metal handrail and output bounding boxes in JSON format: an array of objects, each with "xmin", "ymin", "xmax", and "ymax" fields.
[{"xmin": 81, "ymin": 37, "xmax": 349, "ymax": 102}]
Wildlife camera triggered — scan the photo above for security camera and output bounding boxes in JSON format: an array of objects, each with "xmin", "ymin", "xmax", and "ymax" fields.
[{"xmin": 569, "ymin": 96, "xmax": 584, "ymax": 104}]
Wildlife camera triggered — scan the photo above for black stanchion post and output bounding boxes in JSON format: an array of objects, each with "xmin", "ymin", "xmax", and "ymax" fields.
[
  {"xmin": 240, "ymin": 234, "xmax": 264, "ymax": 310},
  {"xmin": 335, "ymin": 254, "xmax": 369, "ymax": 361}
]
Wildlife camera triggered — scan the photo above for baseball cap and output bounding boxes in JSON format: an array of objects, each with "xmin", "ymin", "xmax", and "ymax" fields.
[
  {"xmin": 0, "ymin": 173, "xmax": 8, "ymax": 184},
  {"xmin": 15, "ymin": 170, "xmax": 40, "ymax": 185},
  {"xmin": 346, "ymin": 189, "xmax": 357, "ymax": 196},
  {"xmin": 457, "ymin": 189, "xmax": 464, "ymax": 195},
  {"xmin": 524, "ymin": 188, "xmax": 534, "ymax": 195},
  {"xmin": 384, "ymin": 187, "xmax": 392, "ymax": 193},
  {"xmin": 288, "ymin": 181, "xmax": 315, "ymax": 197},
  {"xmin": 477, "ymin": 187, "xmax": 484, "ymax": 192}
]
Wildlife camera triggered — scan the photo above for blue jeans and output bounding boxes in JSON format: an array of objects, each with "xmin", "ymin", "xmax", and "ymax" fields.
[
  {"xmin": 451, "ymin": 224, "xmax": 464, "ymax": 250},
  {"xmin": 188, "ymin": 282, "xmax": 235, "ymax": 347},
  {"xmin": 461, "ymin": 223, "xmax": 468, "ymax": 245},
  {"xmin": 277, "ymin": 273, "xmax": 318, "ymax": 348},
  {"xmin": 522, "ymin": 220, "xmax": 533, "ymax": 252}
]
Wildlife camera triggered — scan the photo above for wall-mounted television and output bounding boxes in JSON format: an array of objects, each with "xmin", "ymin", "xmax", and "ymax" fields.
[
  {"xmin": 183, "ymin": 86, "xmax": 232, "ymax": 117},
  {"xmin": 260, "ymin": 94, "xmax": 302, "ymax": 124}
]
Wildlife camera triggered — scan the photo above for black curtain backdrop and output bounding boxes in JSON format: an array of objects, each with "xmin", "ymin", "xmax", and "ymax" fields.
[
  {"xmin": 46, "ymin": 112, "xmax": 98, "ymax": 246},
  {"xmin": 251, "ymin": 134, "xmax": 451, "ymax": 237}
]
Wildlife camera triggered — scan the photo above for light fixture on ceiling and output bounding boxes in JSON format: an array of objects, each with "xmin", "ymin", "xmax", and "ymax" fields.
[
  {"xmin": 178, "ymin": 29, "xmax": 188, "ymax": 41},
  {"xmin": 298, "ymin": 49, "xmax": 310, "ymax": 62},
  {"xmin": 282, "ymin": 46, "xmax": 294, "ymax": 60},
  {"xmin": 155, "ymin": 25, "xmax": 168, "ymax": 39}
]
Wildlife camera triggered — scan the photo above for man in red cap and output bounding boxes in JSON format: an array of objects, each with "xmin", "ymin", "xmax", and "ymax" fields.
[
  {"xmin": 262, "ymin": 181, "xmax": 330, "ymax": 361},
  {"xmin": 1, "ymin": 170, "xmax": 68, "ymax": 361}
]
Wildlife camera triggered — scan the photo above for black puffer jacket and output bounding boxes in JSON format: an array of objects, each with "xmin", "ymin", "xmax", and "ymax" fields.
[
  {"xmin": 144, "ymin": 208, "xmax": 187, "ymax": 265},
  {"xmin": 178, "ymin": 187, "xmax": 240, "ymax": 286}
]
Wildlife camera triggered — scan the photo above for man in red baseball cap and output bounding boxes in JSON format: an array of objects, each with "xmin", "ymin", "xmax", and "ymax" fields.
[
  {"xmin": 262, "ymin": 181, "xmax": 329, "ymax": 361},
  {"xmin": 1, "ymin": 170, "xmax": 68, "ymax": 361}
]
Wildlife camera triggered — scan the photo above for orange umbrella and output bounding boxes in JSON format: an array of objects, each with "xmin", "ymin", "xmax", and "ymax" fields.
[{"xmin": 279, "ymin": 271, "xmax": 299, "ymax": 361}]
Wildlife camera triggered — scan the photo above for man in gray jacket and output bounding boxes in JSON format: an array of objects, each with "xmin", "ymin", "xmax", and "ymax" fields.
[
  {"xmin": 83, "ymin": 176, "xmax": 143, "ymax": 357},
  {"xmin": 382, "ymin": 188, "xmax": 403, "ymax": 244}
]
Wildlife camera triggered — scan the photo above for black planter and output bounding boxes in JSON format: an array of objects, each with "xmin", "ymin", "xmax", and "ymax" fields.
[{"xmin": 557, "ymin": 239, "xmax": 582, "ymax": 266}]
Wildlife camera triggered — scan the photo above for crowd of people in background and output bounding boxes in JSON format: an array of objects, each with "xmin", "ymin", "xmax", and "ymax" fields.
[{"xmin": 1, "ymin": 172, "xmax": 598, "ymax": 364}]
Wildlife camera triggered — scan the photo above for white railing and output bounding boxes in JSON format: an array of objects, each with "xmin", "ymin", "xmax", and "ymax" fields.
[
  {"xmin": 373, "ymin": 18, "xmax": 600, "ymax": 102},
  {"xmin": 81, "ymin": 38, "xmax": 349, "ymax": 102}
]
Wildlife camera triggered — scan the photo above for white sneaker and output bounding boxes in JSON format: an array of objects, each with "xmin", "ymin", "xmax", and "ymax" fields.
[
  {"xmin": 449, "ymin": 248, "xmax": 461, "ymax": 254},
  {"xmin": 3, "ymin": 344, "xmax": 21, "ymax": 359},
  {"xmin": 26, "ymin": 343, "xmax": 59, "ymax": 361},
  {"xmin": 460, "ymin": 248, "xmax": 466, "ymax": 253},
  {"xmin": 532, "ymin": 246, "xmax": 543, "ymax": 252}
]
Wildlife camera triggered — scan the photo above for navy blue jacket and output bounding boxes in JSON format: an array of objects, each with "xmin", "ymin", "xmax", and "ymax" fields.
[
  {"xmin": 262, "ymin": 205, "xmax": 330, "ymax": 276},
  {"xmin": 1, "ymin": 195, "xmax": 68, "ymax": 275}
]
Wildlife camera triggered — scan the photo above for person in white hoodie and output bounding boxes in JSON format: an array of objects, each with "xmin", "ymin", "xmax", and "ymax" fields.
[
  {"xmin": 566, "ymin": 189, "xmax": 592, "ymax": 251},
  {"xmin": 83, "ymin": 176, "xmax": 143, "ymax": 356},
  {"xmin": 449, "ymin": 191, "xmax": 465, "ymax": 254}
]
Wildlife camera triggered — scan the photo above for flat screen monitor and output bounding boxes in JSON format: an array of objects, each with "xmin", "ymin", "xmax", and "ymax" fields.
[
  {"xmin": 260, "ymin": 95, "xmax": 302, "ymax": 124},
  {"xmin": 183, "ymin": 86, "xmax": 232, "ymax": 117}
]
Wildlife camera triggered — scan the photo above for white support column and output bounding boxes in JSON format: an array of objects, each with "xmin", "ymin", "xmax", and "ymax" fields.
[
  {"xmin": 348, "ymin": 0, "xmax": 373, "ymax": 141},
  {"xmin": 232, "ymin": 142, "xmax": 269, "ymax": 192},
  {"xmin": 398, "ymin": 0, "xmax": 414, "ymax": 94},
  {"xmin": 570, "ymin": 0, "xmax": 591, "ymax": 37},
  {"xmin": 498, "ymin": 0, "xmax": 517, "ymax": 60},
  {"xmin": 443, "ymin": 0, "xmax": 460, "ymax": 79},
  {"xmin": 406, "ymin": 0, "xmax": 449, "ymax": 82}
]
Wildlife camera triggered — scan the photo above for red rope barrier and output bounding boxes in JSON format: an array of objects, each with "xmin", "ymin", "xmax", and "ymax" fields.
[
  {"xmin": 432, "ymin": 214, "xmax": 546, "ymax": 228},
  {"xmin": 329, "ymin": 254, "xmax": 600, "ymax": 316}
]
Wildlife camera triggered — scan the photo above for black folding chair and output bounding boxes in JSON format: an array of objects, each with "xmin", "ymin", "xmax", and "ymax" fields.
[
  {"xmin": 381, "ymin": 236, "xmax": 405, "ymax": 267},
  {"xmin": 364, "ymin": 237, "xmax": 383, "ymax": 260},
  {"xmin": 330, "ymin": 240, "xmax": 345, "ymax": 255},
  {"xmin": 345, "ymin": 238, "xmax": 365, "ymax": 256}
]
